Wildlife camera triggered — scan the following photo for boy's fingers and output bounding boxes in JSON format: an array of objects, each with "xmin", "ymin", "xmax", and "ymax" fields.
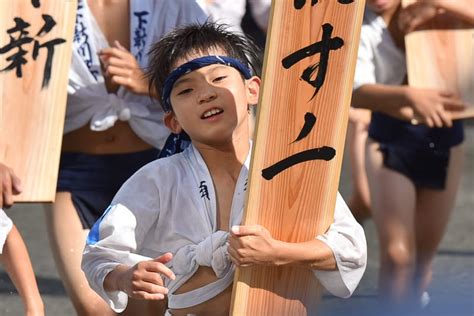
[
  {"xmin": 438, "ymin": 110, "xmax": 452, "ymax": 128},
  {"xmin": 231, "ymin": 225, "xmax": 263, "ymax": 236},
  {"xmin": 100, "ymin": 47, "xmax": 129, "ymax": 60},
  {"xmin": 106, "ymin": 66, "xmax": 131, "ymax": 78},
  {"xmin": 443, "ymin": 100, "xmax": 466, "ymax": 111},
  {"xmin": 147, "ymin": 259, "xmax": 175, "ymax": 280},
  {"xmin": 132, "ymin": 290, "xmax": 165, "ymax": 301},
  {"xmin": 431, "ymin": 112, "xmax": 443, "ymax": 128},
  {"xmin": 11, "ymin": 173, "xmax": 22, "ymax": 195},
  {"xmin": 106, "ymin": 56, "xmax": 131, "ymax": 68},
  {"xmin": 114, "ymin": 40, "xmax": 127, "ymax": 51},
  {"xmin": 2, "ymin": 176, "xmax": 13, "ymax": 208},
  {"xmin": 134, "ymin": 281, "xmax": 169, "ymax": 295},
  {"xmin": 153, "ymin": 252, "xmax": 173, "ymax": 263}
]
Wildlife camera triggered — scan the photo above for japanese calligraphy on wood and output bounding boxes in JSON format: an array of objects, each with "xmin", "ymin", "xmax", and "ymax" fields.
[
  {"xmin": 231, "ymin": 1, "xmax": 365, "ymax": 314},
  {"xmin": 0, "ymin": 0, "xmax": 76, "ymax": 202},
  {"xmin": 403, "ymin": 0, "xmax": 474, "ymax": 119}
]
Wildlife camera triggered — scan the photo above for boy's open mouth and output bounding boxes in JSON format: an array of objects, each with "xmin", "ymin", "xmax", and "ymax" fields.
[{"xmin": 201, "ymin": 108, "xmax": 224, "ymax": 119}]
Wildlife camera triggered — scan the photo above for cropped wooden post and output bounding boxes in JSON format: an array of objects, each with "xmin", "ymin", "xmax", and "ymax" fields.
[
  {"xmin": 230, "ymin": 1, "xmax": 365, "ymax": 315},
  {"xmin": 0, "ymin": 0, "xmax": 76, "ymax": 202},
  {"xmin": 403, "ymin": 0, "xmax": 474, "ymax": 119}
]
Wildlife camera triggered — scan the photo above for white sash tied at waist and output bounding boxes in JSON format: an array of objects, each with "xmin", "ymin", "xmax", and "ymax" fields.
[{"xmin": 171, "ymin": 231, "xmax": 231, "ymax": 278}]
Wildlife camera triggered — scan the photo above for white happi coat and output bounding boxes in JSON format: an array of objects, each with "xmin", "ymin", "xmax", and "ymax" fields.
[{"xmin": 82, "ymin": 144, "xmax": 367, "ymax": 312}]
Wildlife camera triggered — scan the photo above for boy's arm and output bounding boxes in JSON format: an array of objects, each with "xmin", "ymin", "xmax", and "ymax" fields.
[
  {"xmin": 0, "ymin": 223, "xmax": 44, "ymax": 315},
  {"xmin": 0, "ymin": 163, "xmax": 22, "ymax": 208},
  {"xmin": 399, "ymin": 0, "xmax": 474, "ymax": 33},
  {"xmin": 103, "ymin": 253, "xmax": 175, "ymax": 300},
  {"xmin": 82, "ymin": 203, "xmax": 161, "ymax": 312},
  {"xmin": 229, "ymin": 193, "xmax": 367, "ymax": 298},
  {"xmin": 352, "ymin": 84, "xmax": 466, "ymax": 128}
]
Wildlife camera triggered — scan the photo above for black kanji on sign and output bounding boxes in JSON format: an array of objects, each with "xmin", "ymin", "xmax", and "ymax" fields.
[
  {"xmin": 282, "ymin": 23, "xmax": 344, "ymax": 100},
  {"xmin": 294, "ymin": 0, "xmax": 354, "ymax": 9},
  {"xmin": 0, "ymin": 14, "xmax": 66, "ymax": 89},
  {"xmin": 31, "ymin": 0, "xmax": 41, "ymax": 8},
  {"xmin": 262, "ymin": 112, "xmax": 335, "ymax": 180}
]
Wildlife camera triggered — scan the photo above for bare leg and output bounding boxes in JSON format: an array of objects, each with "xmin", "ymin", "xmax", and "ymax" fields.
[
  {"xmin": 347, "ymin": 109, "xmax": 372, "ymax": 222},
  {"xmin": 44, "ymin": 192, "xmax": 115, "ymax": 316},
  {"xmin": 1, "ymin": 224, "xmax": 44, "ymax": 316},
  {"xmin": 414, "ymin": 145, "xmax": 464, "ymax": 298},
  {"xmin": 365, "ymin": 139, "xmax": 417, "ymax": 307}
]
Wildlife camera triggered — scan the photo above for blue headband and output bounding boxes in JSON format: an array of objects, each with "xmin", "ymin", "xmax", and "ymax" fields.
[{"xmin": 161, "ymin": 55, "xmax": 252, "ymax": 112}]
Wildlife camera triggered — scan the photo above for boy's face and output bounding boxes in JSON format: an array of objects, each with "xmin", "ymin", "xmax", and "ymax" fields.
[
  {"xmin": 366, "ymin": 0, "xmax": 400, "ymax": 13},
  {"xmin": 164, "ymin": 49, "xmax": 260, "ymax": 147}
]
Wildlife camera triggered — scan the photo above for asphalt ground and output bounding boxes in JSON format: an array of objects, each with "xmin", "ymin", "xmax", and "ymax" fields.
[{"xmin": 1, "ymin": 125, "xmax": 473, "ymax": 316}]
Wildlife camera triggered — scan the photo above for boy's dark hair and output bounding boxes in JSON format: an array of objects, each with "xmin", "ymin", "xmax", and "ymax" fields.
[{"xmin": 146, "ymin": 22, "xmax": 262, "ymax": 109}]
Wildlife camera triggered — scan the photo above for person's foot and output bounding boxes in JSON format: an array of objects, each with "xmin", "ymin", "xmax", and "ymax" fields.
[{"xmin": 420, "ymin": 291, "xmax": 430, "ymax": 309}]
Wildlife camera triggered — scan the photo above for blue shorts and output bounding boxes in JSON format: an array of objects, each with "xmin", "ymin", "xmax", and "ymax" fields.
[
  {"xmin": 369, "ymin": 113, "xmax": 464, "ymax": 190},
  {"xmin": 378, "ymin": 143, "xmax": 450, "ymax": 190},
  {"xmin": 56, "ymin": 148, "xmax": 160, "ymax": 229}
]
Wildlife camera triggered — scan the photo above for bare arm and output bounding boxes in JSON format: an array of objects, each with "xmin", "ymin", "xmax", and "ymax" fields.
[
  {"xmin": 0, "ymin": 225, "xmax": 44, "ymax": 316},
  {"xmin": 103, "ymin": 253, "xmax": 175, "ymax": 300},
  {"xmin": 228, "ymin": 225, "xmax": 336, "ymax": 270},
  {"xmin": 399, "ymin": 0, "xmax": 474, "ymax": 33},
  {"xmin": 352, "ymin": 84, "xmax": 466, "ymax": 127}
]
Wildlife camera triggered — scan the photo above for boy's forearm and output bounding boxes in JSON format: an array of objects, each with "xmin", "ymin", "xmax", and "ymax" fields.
[
  {"xmin": 352, "ymin": 84, "xmax": 411, "ymax": 112},
  {"xmin": 434, "ymin": 0, "xmax": 474, "ymax": 24},
  {"xmin": 103, "ymin": 264, "xmax": 129, "ymax": 292},
  {"xmin": 273, "ymin": 239, "xmax": 337, "ymax": 271}
]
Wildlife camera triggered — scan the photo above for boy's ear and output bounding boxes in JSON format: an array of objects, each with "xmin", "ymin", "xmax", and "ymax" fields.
[
  {"xmin": 164, "ymin": 111, "xmax": 183, "ymax": 134},
  {"xmin": 246, "ymin": 76, "xmax": 261, "ymax": 106}
]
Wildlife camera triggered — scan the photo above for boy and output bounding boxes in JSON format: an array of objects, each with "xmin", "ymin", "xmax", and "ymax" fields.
[
  {"xmin": 352, "ymin": 0, "xmax": 471, "ymax": 311},
  {"xmin": 82, "ymin": 22, "xmax": 367, "ymax": 315}
]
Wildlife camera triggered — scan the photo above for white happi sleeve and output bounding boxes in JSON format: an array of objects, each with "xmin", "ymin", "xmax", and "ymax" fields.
[
  {"xmin": 0, "ymin": 209, "xmax": 13, "ymax": 254},
  {"xmin": 82, "ymin": 170, "xmax": 160, "ymax": 313},
  {"xmin": 314, "ymin": 192, "xmax": 367, "ymax": 298}
]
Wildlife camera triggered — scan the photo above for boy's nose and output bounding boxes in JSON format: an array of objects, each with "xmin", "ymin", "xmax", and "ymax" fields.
[{"xmin": 198, "ymin": 89, "xmax": 217, "ymax": 104}]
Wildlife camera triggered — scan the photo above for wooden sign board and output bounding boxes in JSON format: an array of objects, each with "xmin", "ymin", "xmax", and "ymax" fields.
[
  {"xmin": 231, "ymin": 1, "xmax": 365, "ymax": 315},
  {"xmin": 0, "ymin": 0, "xmax": 76, "ymax": 202},
  {"xmin": 403, "ymin": 0, "xmax": 474, "ymax": 119}
]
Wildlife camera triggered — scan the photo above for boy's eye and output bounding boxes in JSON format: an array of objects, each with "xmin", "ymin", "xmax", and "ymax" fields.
[
  {"xmin": 213, "ymin": 75, "xmax": 227, "ymax": 82},
  {"xmin": 177, "ymin": 88, "xmax": 193, "ymax": 96}
]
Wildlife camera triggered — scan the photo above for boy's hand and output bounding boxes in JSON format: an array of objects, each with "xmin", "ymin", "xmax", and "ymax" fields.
[
  {"xmin": 399, "ymin": 1, "xmax": 440, "ymax": 33},
  {"xmin": 99, "ymin": 41, "xmax": 150, "ymax": 96},
  {"xmin": 0, "ymin": 163, "xmax": 22, "ymax": 208},
  {"xmin": 228, "ymin": 225, "xmax": 282, "ymax": 267},
  {"xmin": 117, "ymin": 253, "xmax": 175, "ymax": 300},
  {"xmin": 405, "ymin": 87, "xmax": 465, "ymax": 128}
]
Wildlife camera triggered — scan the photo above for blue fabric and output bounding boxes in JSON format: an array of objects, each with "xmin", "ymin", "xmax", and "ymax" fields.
[
  {"xmin": 369, "ymin": 112, "xmax": 464, "ymax": 150},
  {"xmin": 369, "ymin": 112, "xmax": 464, "ymax": 189},
  {"xmin": 161, "ymin": 55, "xmax": 252, "ymax": 112},
  {"xmin": 87, "ymin": 205, "xmax": 113, "ymax": 245},
  {"xmin": 158, "ymin": 132, "xmax": 191, "ymax": 158},
  {"xmin": 57, "ymin": 148, "xmax": 160, "ymax": 229}
]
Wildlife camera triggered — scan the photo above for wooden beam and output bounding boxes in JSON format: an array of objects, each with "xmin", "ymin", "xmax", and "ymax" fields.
[
  {"xmin": 231, "ymin": 1, "xmax": 365, "ymax": 314},
  {"xmin": 0, "ymin": 0, "xmax": 76, "ymax": 202}
]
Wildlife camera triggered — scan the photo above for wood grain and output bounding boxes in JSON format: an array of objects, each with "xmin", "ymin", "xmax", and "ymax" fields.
[
  {"xmin": 403, "ymin": 0, "xmax": 474, "ymax": 119},
  {"xmin": 0, "ymin": 0, "xmax": 76, "ymax": 202},
  {"xmin": 230, "ymin": 1, "xmax": 365, "ymax": 315}
]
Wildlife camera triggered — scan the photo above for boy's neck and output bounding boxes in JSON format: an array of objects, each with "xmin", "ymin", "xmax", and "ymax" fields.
[{"xmin": 194, "ymin": 137, "xmax": 250, "ymax": 178}]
